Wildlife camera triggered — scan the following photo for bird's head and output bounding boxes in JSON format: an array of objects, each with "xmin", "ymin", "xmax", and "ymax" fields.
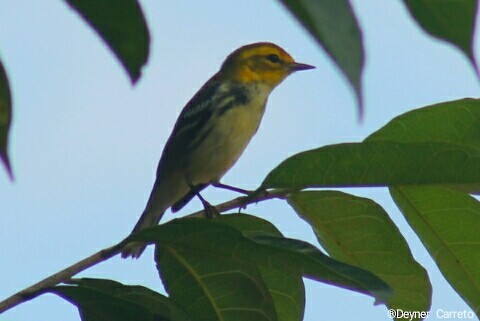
[{"xmin": 220, "ymin": 42, "xmax": 315, "ymax": 87}]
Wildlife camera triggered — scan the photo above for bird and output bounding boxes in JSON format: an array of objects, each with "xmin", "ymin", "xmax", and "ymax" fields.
[{"xmin": 121, "ymin": 42, "xmax": 314, "ymax": 258}]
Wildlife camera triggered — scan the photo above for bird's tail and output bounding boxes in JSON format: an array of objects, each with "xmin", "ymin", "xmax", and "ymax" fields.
[
  {"xmin": 121, "ymin": 176, "xmax": 189, "ymax": 258},
  {"xmin": 121, "ymin": 204, "xmax": 167, "ymax": 259}
]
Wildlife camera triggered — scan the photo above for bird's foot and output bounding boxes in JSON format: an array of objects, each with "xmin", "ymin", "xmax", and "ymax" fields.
[
  {"xmin": 195, "ymin": 190, "xmax": 220, "ymax": 219},
  {"xmin": 203, "ymin": 201, "xmax": 221, "ymax": 219}
]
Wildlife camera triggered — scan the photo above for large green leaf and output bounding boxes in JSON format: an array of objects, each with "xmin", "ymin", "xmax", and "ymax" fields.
[
  {"xmin": 367, "ymin": 98, "xmax": 480, "ymax": 148},
  {"xmin": 278, "ymin": 0, "xmax": 364, "ymax": 117},
  {"xmin": 129, "ymin": 217, "xmax": 392, "ymax": 305},
  {"xmin": 366, "ymin": 99, "xmax": 480, "ymax": 315},
  {"xmin": 51, "ymin": 278, "xmax": 193, "ymax": 321},
  {"xmin": 402, "ymin": 0, "xmax": 478, "ymax": 73},
  {"xmin": 367, "ymin": 98, "xmax": 480, "ymax": 194},
  {"xmin": 157, "ymin": 245, "xmax": 278, "ymax": 321},
  {"xmin": 288, "ymin": 191, "xmax": 431, "ymax": 320},
  {"xmin": 156, "ymin": 216, "xmax": 279, "ymax": 321},
  {"xmin": 0, "ymin": 60, "xmax": 12, "ymax": 179},
  {"xmin": 262, "ymin": 97, "xmax": 480, "ymax": 190},
  {"xmin": 263, "ymin": 98, "xmax": 480, "ymax": 190},
  {"xmin": 262, "ymin": 141, "xmax": 480, "ymax": 190},
  {"xmin": 391, "ymin": 186, "xmax": 480, "ymax": 316},
  {"xmin": 65, "ymin": 0, "xmax": 150, "ymax": 83},
  {"xmin": 216, "ymin": 215, "xmax": 305, "ymax": 321}
]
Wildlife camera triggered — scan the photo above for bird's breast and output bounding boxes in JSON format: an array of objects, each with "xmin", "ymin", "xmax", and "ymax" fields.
[{"xmin": 187, "ymin": 85, "xmax": 270, "ymax": 184}]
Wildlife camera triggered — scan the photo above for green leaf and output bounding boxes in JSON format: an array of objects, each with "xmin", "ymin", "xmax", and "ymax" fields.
[
  {"xmin": 402, "ymin": 0, "xmax": 479, "ymax": 74},
  {"xmin": 366, "ymin": 98, "xmax": 480, "ymax": 194},
  {"xmin": 262, "ymin": 141, "xmax": 480, "ymax": 190},
  {"xmin": 390, "ymin": 186, "xmax": 480, "ymax": 316},
  {"xmin": 288, "ymin": 191, "xmax": 432, "ymax": 319},
  {"xmin": 367, "ymin": 98, "xmax": 480, "ymax": 194},
  {"xmin": 247, "ymin": 234, "xmax": 392, "ymax": 303},
  {"xmin": 156, "ymin": 216, "xmax": 281, "ymax": 321},
  {"xmin": 51, "ymin": 278, "xmax": 193, "ymax": 321},
  {"xmin": 263, "ymin": 98, "xmax": 480, "ymax": 191},
  {"xmin": 65, "ymin": 0, "xmax": 150, "ymax": 83},
  {"xmin": 367, "ymin": 98, "xmax": 480, "ymax": 148},
  {"xmin": 157, "ymin": 245, "xmax": 278, "ymax": 321},
  {"xmin": 130, "ymin": 217, "xmax": 392, "ymax": 305},
  {"xmin": 256, "ymin": 268, "xmax": 304, "ymax": 321},
  {"xmin": 278, "ymin": 0, "xmax": 364, "ymax": 117},
  {"xmin": 367, "ymin": 99, "xmax": 480, "ymax": 315},
  {"xmin": 216, "ymin": 214, "xmax": 305, "ymax": 321},
  {"xmin": 0, "ymin": 60, "xmax": 12, "ymax": 179}
]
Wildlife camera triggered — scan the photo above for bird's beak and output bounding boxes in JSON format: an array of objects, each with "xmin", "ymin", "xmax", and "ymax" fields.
[{"xmin": 289, "ymin": 62, "xmax": 316, "ymax": 72}]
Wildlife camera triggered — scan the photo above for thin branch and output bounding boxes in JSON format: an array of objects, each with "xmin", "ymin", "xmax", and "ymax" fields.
[
  {"xmin": 186, "ymin": 188, "xmax": 290, "ymax": 217},
  {"xmin": 0, "ymin": 242, "xmax": 124, "ymax": 314},
  {"xmin": 0, "ymin": 188, "xmax": 290, "ymax": 314}
]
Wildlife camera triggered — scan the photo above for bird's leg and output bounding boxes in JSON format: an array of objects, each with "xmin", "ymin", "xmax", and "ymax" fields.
[
  {"xmin": 212, "ymin": 182, "xmax": 258, "ymax": 213},
  {"xmin": 212, "ymin": 182, "xmax": 253, "ymax": 213},
  {"xmin": 197, "ymin": 192, "xmax": 220, "ymax": 219},
  {"xmin": 189, "ymin": 184, "xmax": 220, "ymax": 219},
  {"xmin": 212, "ymin": 182, "xmax": 252, "ymax": 195}
]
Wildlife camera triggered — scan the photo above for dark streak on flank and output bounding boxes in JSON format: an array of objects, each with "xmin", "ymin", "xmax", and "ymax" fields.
[{"xmin": 217, "ymin": 87, "xmax": 250, "ymax": 116}]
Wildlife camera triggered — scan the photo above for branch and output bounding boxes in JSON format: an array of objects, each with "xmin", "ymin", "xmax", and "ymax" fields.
[
  {"xmin": 187, "ymin": 188, "xmax": 289, "ymax": 217},
  {"xmin": 0, "ymin": 243, "xmax": 124, "ymax": 314},
  {"xmin": 0, "ymin": 188, "xmax": 289, "ymax": 314}
]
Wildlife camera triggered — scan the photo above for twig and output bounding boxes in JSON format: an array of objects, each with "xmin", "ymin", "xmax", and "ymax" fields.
[
  {"xmin": 0, "ymin": 242, "xmax": 125, "ymax": 314},
  {"xmin": 187, "ymin": 188, "xmax": 290, "ymax": 217},
  {"xmin": 0, "ymin": 188, "xmax": 290, "ymax": 314}
]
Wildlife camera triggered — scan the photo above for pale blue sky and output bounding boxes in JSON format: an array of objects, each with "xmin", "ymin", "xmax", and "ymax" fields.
[{"xmin": 0, "ymin": 1, "xmax": 478, "ymax": 321}]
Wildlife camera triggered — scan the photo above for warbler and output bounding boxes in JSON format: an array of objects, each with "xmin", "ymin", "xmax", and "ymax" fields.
[{"xmin": 122, "ymin": 42, "xmax": 314, "ymax": 258}]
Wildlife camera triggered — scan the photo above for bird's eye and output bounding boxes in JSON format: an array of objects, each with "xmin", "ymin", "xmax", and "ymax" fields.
[{"xmin": 266, "ymin": 54, "xmax": 280, "ymax": 63}]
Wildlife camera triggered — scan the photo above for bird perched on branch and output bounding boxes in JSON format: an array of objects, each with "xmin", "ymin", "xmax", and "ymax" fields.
[{"xmin": 122, "ymin": 42, "xmax": 314, "ymax": 258}]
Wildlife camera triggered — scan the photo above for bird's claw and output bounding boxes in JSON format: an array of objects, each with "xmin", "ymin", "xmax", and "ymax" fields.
[{"xmin": 203, "ymin": 202, "xmax": 220, "ymax": 218}]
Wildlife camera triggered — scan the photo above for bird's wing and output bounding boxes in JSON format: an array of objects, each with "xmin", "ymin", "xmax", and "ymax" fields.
[{"xmin": 158, "ymin": 73, "xmax": 223, "ymax": 171}]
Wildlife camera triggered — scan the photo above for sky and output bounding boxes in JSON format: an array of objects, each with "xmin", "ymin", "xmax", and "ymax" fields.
[{"xmin": 0, "ymin": 1, "xmax": 478, "ymax": 321}]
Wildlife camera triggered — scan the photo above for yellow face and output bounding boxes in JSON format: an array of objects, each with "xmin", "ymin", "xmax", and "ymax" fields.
[{"xmin": 221, "ymin": 42, "xmax": 314, "ymax": 87}]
